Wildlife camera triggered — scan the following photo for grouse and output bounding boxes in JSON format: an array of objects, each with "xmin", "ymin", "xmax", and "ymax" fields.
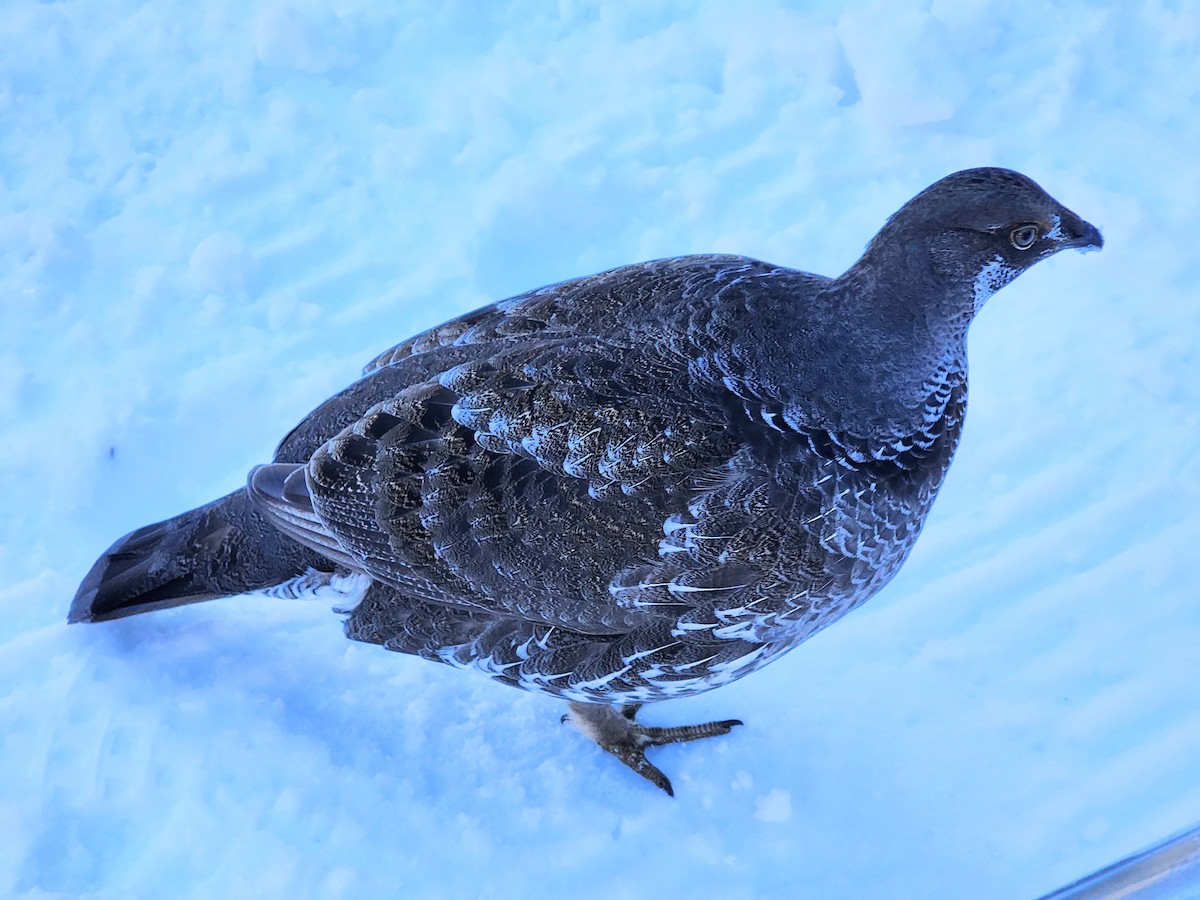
[{"xmin": 71, "ymin": 168, "xmax": 1102, "ymax": 794}]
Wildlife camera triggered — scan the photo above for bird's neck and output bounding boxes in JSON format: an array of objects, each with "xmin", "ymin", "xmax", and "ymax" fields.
[
  {"xmin": 842, "ymin": 228, "xmax": 978, "ymax": 341},
  {"xmin": 836, "ymin": 249, "xmax": 974, "ymax": 364},
  {"xmin": 732, "ymin": 254, "xmax": 972, "ymax": 439}
]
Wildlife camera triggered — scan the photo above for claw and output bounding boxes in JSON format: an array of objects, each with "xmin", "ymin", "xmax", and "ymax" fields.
[{"xmin": 564, "ymin": 702, "xmax": 743, "ymax": 795}]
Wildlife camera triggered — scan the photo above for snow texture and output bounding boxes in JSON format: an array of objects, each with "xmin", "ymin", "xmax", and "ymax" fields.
[{"xmin": 2, "ymin": 2, "xmax": 1199, "ymax": 898}]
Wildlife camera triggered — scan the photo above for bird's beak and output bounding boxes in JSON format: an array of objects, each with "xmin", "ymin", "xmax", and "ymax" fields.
[{"xmin": 1053, "ymin": 210, "xmax": 1104, "ymax": 253}]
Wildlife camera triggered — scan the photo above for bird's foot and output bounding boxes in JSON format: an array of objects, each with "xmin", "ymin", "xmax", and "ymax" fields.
[{"xmin": 563, "ymin": 701, "xmax": 742, "ymax": 796}]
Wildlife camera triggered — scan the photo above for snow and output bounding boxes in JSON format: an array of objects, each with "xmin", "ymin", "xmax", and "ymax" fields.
[{"xmin": 2, "ymin": 1, "xmax": 1198, "ymax": 897}]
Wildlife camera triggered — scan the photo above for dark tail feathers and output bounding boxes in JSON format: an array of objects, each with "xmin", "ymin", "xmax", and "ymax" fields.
[{"xmin": 70, "ymin": 488, "xmax": 332, "ymax": 623}]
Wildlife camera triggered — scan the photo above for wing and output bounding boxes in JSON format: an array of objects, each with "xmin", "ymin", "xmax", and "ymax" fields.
[
  {"xmin": 253, "ymin": 332, "xmax": 747, "ymax": 634},
  {"xmin": 250, "ymin": 253, "xmax": 881, "ymax": 648},
  {"xmin": 269, "ymin": 253, "xmax": 788, "ymax": 465}
]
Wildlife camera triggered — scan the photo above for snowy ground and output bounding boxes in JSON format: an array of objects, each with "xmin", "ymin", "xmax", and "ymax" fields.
[{"xmin": 2, "ymin": 1, "xmax": 1199, "ymax": 897}]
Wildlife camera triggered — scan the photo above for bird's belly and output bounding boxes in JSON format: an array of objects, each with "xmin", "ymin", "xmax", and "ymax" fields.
[
  {"xmin": 803, "ymin": 484, "xmax": 931, "ymax": 618},
  {"xmin": 421, "ymin": 478, "xmax": 939, "ymax": 706}
]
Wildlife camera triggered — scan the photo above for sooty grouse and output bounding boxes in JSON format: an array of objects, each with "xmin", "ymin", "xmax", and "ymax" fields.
[{"xmin": 72, "ymin": 168, "xmax": 1102, "ymax": 794}]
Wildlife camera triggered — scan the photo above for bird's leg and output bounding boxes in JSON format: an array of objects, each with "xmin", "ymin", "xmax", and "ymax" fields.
[{"xmin": 564, "ymin": 701, "xmax": 743, "ymax": 796}]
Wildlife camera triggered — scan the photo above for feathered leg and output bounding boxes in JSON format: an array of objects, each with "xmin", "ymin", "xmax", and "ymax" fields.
[{"xmin": 565, "ymin": 702, "xmax": 742, "ymax": 796}]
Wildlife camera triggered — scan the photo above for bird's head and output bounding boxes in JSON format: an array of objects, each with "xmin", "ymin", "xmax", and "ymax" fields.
[{"xmin": 860, "ymin": 167, "xmax": 1103, "ymax": 317}]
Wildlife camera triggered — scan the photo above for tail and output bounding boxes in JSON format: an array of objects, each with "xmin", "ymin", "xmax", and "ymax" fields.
[{"xmin": 70, "ymin": 488, "xmax": 332, "ymax": 623}]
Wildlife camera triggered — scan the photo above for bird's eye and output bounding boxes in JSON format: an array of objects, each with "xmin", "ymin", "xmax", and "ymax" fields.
[{"xmin": 1009, "ymin": 224, "xmax": 1040, "ymax": 250}]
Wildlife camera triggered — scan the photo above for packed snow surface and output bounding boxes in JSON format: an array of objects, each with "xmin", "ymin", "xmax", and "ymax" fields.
[{"xmin": 2, "ymin": 2, "xmax": 1198, "ymax": 898}]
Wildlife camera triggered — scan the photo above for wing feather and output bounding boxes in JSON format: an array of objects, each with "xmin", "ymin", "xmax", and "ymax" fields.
[{"xmin": 251, "ymin": 253, "xmax": 908, "ymax": 648}]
